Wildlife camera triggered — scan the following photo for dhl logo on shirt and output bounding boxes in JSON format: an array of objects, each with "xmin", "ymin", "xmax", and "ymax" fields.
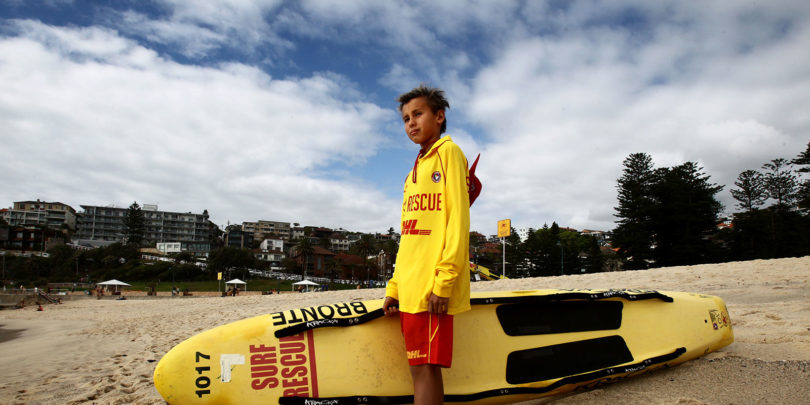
[{"xmin": 402, "ymin": 219, "xmax": 431, "ymax": 236}]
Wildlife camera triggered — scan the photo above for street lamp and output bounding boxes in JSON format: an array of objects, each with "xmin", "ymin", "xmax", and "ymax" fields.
[{"xmin": 557, "ymin": 241, "xmax": 564, "ymax": 275}]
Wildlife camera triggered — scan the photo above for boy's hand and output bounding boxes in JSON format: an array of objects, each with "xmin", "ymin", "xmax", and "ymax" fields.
[
  {"xmin": 428, "ymin": 293, "xmax": 450, "ymax": 314},
  {"xmin": 383, "ymin": 296, "xmax": 399, "ymax": 317}
]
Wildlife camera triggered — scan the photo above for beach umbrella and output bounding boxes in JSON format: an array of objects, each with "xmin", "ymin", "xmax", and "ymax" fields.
[
  {"xmin": 97, "ymin": 279, "xmax": 132, "ymax": 293},
  {"xmin": 225, "ymin": 279, "xmax": 247, "ymax": 291},
  {"xmin": 292, "ymin": 279, "xmax": 319, "ymax": 292}
]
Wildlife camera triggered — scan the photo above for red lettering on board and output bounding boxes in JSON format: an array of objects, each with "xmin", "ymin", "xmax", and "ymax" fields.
[{"xmin": 249, "ymin": 331, "xmax": 319, "ymax": 398}]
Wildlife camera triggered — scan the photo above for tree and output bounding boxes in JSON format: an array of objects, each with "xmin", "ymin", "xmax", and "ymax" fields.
[
  {"xmin": 762, "ymin": 158, "xmax": 798, "ymax": 209},
  {"xmin": 558, "ymin": 228, "xmax": 584, "ymax": 275},
  {"xmin": 503, "ymin": 227, "xmax": 523, "ymax": 277},
  {"xmin": 792, "ymin": 141, "xmax": 810, "ymax": 172},
  {"xmin": 381, "ymin": 239, "xmax": 398, "ymax": 280},
  {"xmin": 208, "ymin": 247, "xmax": 256, "ymax": 277},
  {"xmin": 792, "ymin": 142, "xmax": 810, "ymax": 211},
  {"xmin": 583, "ymin": 236, "xmax": 604, "ymax": 273},
  {"xmin": 351, "ymin": 234, "xmax": 378, "ymax": 285},
  {"xmin": 122, "ymin": 202, "xmax": 146, "ymax": 246},
  {"xmin": 612, "ymin": 153, "xmax": 656, "ymax": 269},
  {"xmin": 648, "ymin": 162, "xmax": 724, "ymax": 266},
  {"xmin": 325, "ymin": 257, "xmax": 339, "ymax": 287},
  {"xmin": 730, "ymin": 170, "xmax": 767, "ymax": 212},
  {"xmin": 522, "ymin": 228, "xmax": 542, "ymax": 277},
  {"xmin": 796, "ymin": 181, "xmax": 810, "ymax": 213},
  {"xmin": 533, "ymin": 224, "xmax": 561, "ymax": 277},
  {"xmin": 296, "ymin": 237, "xmax": 314, "ymax": 280}
]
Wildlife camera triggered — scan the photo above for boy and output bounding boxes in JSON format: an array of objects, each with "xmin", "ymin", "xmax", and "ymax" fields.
[{"xmin": 383, "ymin": 85, "xmax": 471, "ymax": 404}]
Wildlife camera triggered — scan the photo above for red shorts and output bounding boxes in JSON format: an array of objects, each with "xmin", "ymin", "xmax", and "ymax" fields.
[{"xmin": 400, "ymin": 312, "xmax": 454, "ymax": 367}]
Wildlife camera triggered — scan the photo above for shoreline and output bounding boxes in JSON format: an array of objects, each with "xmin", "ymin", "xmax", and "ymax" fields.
[{"xmin": 0, "ymin": 256, "xmax": 808, "ymax": 404}]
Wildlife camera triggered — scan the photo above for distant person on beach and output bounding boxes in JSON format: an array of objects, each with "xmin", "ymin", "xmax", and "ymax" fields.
[{"xmin": 382, "ymin": 85, "xmax": 471, "ymax": 404}]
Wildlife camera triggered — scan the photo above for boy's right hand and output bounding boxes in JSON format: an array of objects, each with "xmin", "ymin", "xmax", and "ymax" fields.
[{"xmin": 382, "ymin": 296, "xmax": 399, "ymax": 317}]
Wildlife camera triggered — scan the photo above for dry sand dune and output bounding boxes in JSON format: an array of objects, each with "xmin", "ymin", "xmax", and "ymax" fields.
[{"xmin": 0, "ymin": 256, "xmax": 808, "ymax": 404}]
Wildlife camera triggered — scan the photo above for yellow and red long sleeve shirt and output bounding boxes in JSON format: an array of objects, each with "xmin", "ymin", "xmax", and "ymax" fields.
[{"xmin": 386, "ymin": 136, "xmax": 471, "ymax": 315}]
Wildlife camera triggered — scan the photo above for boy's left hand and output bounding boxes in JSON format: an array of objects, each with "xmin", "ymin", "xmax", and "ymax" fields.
[{"xmin": 428, "ymin": 293, "xmax": 449, "ymax": 314}]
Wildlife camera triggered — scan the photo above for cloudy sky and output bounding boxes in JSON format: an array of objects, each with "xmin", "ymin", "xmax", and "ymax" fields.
[{"xmin": 1, "ymin": 0, "xmax": 808, "ymax": 235}]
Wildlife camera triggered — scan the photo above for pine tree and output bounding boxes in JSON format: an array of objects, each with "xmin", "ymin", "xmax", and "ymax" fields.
[
  {"xmin": 649, "ymin": 162, "xmax": 724, "ymax": 266},
  {"xmin": 730, "ymin": 170, "xmax": 767, "ymax": 212},
  {"xmin": 122, "ymin": 202, "xmax": 145, "ymax": 246},
  {"xmin": 792, "ymin": 141, "xmax": 810, "ymax": 172},
  {"xmin": 792, "ymin": 142, "xmax": 810, "ymax": 211},
  {"xmin": 612, "ymin": 153, "xmax": 656, "ymax": 269},
  {"xmin": 762, "ymin": 158, "xmax": 798, "ymax": 209}
]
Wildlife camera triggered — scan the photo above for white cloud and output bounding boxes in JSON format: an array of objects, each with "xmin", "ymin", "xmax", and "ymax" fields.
[
  {"xmin": 117, "ymin": 10, "xmax": 227, "ymax": 59},
  {"xmin": 0, "ymin": 20, "xmax": 398, "ymax": 231},
  {"xmin": 465, "ymin": 2, "xmax": 810, "ymax": 232},
  {"xmin": 3, "ymin": 0, "xmax": 809, "ymax": 239},
  {"xmin": 114, "ymin": 0, "xmax": 293, "ymax": 59}
]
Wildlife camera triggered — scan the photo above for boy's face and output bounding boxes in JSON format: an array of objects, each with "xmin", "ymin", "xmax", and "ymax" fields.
[{"xmin": 401, "ymin": 96, "xmax": 444, "ymax": 149}]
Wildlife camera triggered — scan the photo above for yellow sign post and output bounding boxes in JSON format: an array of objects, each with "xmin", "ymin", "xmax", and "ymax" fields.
[
  {"xmin": 497, "ymin": 219, "xmax": 511, "ymax": 238},
  {"xmin": 497, "ymin": 219, "xmax": 511, "ymax": 277}
]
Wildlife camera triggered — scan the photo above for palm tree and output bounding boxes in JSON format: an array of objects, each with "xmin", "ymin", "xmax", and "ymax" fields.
[
  {"xmin": 352, "ymin": 234, "xmax": 378, "ymax": 286},
  {"xmin": 325, "ymin": 257, "xmax": 340, "ymax": 289},
  {"xmin": 297, "ymin": 237, "xmax": 314, "ymax": 280},
  {"xmin": 381, "ymin": 239, "xmax": 398, "ymax": 277}
]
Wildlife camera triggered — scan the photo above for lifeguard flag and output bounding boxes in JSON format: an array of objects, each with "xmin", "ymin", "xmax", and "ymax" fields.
[{"xmin": 469, "ymin": 154, "xmax": 482, "ymax": 206}]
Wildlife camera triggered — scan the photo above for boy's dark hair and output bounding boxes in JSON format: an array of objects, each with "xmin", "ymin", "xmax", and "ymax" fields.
[{"xmin": 397, "ymin": 84, "xmax": 450, "ymax": 134}]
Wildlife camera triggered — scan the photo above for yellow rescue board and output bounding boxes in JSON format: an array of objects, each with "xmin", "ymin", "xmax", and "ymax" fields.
[{"xmin": 154, "ymin": 289, "xmax": 733, "ymax": 404}]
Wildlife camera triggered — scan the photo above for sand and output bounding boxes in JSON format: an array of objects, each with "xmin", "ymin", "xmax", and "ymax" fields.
[{"xmin": 0, "ymin": 256, "xmax": 808, "ymax": 404}]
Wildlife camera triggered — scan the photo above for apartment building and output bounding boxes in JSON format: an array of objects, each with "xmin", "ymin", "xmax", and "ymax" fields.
[
  {"xmin": 0, "ymin": 224, "xmax": 69, "ymax": 251},
  {"xmin": 256, "ymin": 238, "xmax": 285, "ymax": 266},
  {"xmin": 1, "ymin": 200, "xmax": 78, "ymax": 231},
  {"xmin": 242, "ymin": 220, "xmax": 292, "ymax": 240},
  {"xmin": 75, "ymin": 204, "xmax": 211, "ymax": 253},
  {"xmin": 225, "ymin": 225, "xmax": 253, "ymax": 249},
  {"xmin": 329, "ymin": 234, "xmax": 353, "ymax": 252}
]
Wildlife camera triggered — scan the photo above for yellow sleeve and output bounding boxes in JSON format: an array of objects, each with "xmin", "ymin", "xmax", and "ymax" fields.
[
  {"xmin": 385, "ymin": 271, "xmax": 399, "ymax": 299},
  {"xmin": 385, "ymin": 176, "xmax": 407, "ymax": 300},
  {"xmin": 432, "ymin": 144, "xmax": 470, "ymax": 298}
]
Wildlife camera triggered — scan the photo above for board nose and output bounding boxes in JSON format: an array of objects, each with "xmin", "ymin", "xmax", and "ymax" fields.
[{"xmin": 153, "ymin": 342, "xmax": 189, "ymax": 402}]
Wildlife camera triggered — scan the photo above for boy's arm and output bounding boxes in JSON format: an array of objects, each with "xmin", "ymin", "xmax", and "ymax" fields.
[
  {"xmin": 432, "ymin": 144, "xmax": 471, "ymax": 298},
  {"xmin": 384, "ymin": 267, "xmax": 400, "ymax": 316}
]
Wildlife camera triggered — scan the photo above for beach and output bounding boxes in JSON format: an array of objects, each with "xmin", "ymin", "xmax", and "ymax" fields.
[{"xmin": 0, "ymin": 256, "xmax": 808, "ymax": 404}]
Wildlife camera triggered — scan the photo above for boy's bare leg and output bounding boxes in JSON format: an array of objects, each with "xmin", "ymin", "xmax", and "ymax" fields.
[{"xmin": 410, "ymin": 364, "xmax": 444, "ymax": 405}]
